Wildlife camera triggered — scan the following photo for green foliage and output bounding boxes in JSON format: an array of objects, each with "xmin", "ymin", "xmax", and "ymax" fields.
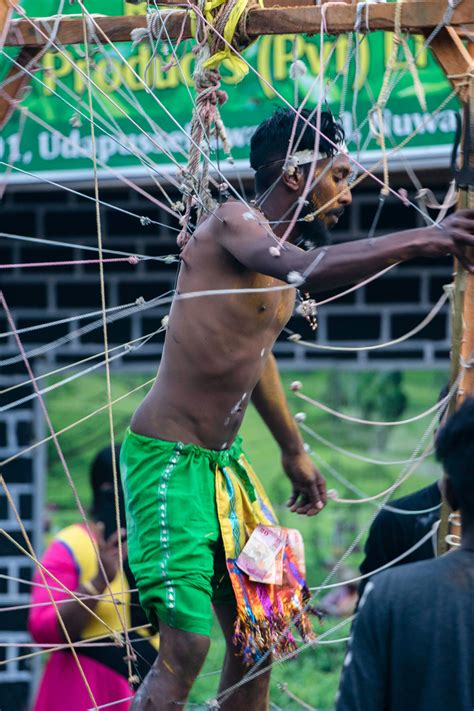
[{"xmin": 44, "ymin": 367, "xmax": 445, "ymax": 708}]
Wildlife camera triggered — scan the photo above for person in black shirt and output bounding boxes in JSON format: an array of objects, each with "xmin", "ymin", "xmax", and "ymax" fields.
[
  {"xmin": 358, "ymin": 387, "xmax": 449, "ymax": 598},
  {"xmin": 358, "ymin": 481, "xmax": 441, "ymax": 598},
  {"xmin": 335, "ymin": 397, "xmax": 474, "ymax": 711}
]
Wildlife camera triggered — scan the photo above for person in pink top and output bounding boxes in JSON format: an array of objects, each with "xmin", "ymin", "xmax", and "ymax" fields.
[{"xmin": 28, "ymin": 446, "xmax": 159, "ymax": 711}]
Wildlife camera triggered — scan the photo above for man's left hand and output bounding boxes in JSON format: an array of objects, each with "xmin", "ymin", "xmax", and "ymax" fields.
[{"xmin": 282, "ymin": 449, "xmax": 327, "ymax": 516}]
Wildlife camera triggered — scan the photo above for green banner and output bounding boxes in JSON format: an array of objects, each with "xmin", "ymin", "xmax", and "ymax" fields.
[{"xmin": 1, "ymin": 0, "xmax": 459, "ymax": 183}]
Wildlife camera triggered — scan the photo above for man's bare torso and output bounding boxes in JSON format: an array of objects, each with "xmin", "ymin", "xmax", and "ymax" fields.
[{"xmin": 131, "ymin": 204, "xmax": 295, "ymax": 449}]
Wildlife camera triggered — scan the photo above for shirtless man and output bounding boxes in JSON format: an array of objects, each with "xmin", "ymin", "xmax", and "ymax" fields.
[{"xmin": 120, "ymin": 108, "xmax": 474, "ymax": 711}]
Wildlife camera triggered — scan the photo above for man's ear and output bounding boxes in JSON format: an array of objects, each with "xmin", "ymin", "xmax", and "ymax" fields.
[
  {"xmin": 442, "ymin": 474, "xmax": 459, "ymax": 512},
  {"xmin": 281, "ymin": 166, "xmax": 305, "ymax": 192}
]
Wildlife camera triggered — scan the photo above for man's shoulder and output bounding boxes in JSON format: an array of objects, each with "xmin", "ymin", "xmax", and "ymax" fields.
[
  {"xmin": 369, "ymin": 481, "xmax": 440, "ymax": 529},
  {"xmin": 391, "ymin": 481, "xmax": 440, "ymax": 510},
  {"xmin": 214, "ymin": 200, "xmax": 265, "ymax": 233},
  {"xmin": 368, "ymin": 552, "xmax": 456, "ymax": 600}
]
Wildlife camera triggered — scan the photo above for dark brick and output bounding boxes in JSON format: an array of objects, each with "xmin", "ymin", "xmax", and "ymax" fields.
[
  {"xmin": 2, "ymin": 459, "xmax": 33, "ymax": 485},
  {"xmin": 13, "ymin": 188, "xmax": 68, "ymax": 204},
  {"xmin": 1, "ymin": 211, "xmax": 36, "ymax": 235},
  {"xmin": 327, "ymin": 314, "xmax": 381, "ymax": 341},
  {"xmin": 56, "ymin": 282, "xmax": 109, "ymax": 309},
  {"xmin": 81, "ymin": 319, "xmax": 132, "ymax": 345},
  {"xmin": 359, "ymin": 199, "xmax": 418, "ymax": 232},
  {"xmin": 0, "ymin": 246, "xmax": 15, "ymax": 267},
  {"xmin": 391, "ymin": 311, "xmax": 447, "ymax": 341},
  {"xmin": 0, "ymin": 530, "xmax": 32, "ymax": 556},
  {"xmin": 118, "ymin": 280, "xmax": 172, "ymax": 304},
  {"xmin": 0, "ymin": 362, "xmax": 31, "ymax": 378},
  {"xmin": 44, "ymin": 208, "xmax": 101, "ymax": 238},
  {"xmin": 364, "ymin": 276, "xmax": 420, "ymax": 304},
  {"xmin": 1, "ymin": 385, "xmax": 33, "ymax": 409},
  {"xmin": 106, "ymin": 208, "xmax": 163, "ymax": 238},
  {"xmin": 0, "ymin": 608, "xmax": 28, "ymax": 632},
  {"xmin": 429, "ymin": 275, "xmax": 452, "ymax": 303},
  {"xmin": 19, "ymin": 495, "xmax": 32, "ymax": 521},
  {"xmin": 281, "ymin": 316, "xmax": 321, "ymax": 342},
  {"xmin": 16, "ymin": 318, "xmax": 69, "ymax": 344},
  {"xmin": 18, "ymin": 566, "xmax": 33, "ymax": 595},
  {"xmin": 0, "ymin": 568, "xmax": 8, "ymax": 594},
  {"xmin": 0, "ymin": 682, "xmax": 31, "ymax": 711},
  {"xmin": 309, "ymin": 286, "xmax": 356, "ymax": 306},
  {"xmin": 0, "ymin": 422, "xmax": 6, "ymax": 448},
  {"xmin": 0, "ymin": 496, "xmax": 8, "ymax": 520},
  {"xmin": 435, "ymin": 348, "xmax": 450, "ymax": 360},
  {"xmin": 1, "ymin": 283, "xmax": 47, "ymax": 308},
  {"xmin": 16, "ymin": 421, "xmax": 32, "ymax": 447}
]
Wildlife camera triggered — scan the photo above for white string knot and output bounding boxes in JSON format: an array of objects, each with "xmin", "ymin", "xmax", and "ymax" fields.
[{"xmin": 289, "ymin": 59, "xmax": 307, "ymax": 79}]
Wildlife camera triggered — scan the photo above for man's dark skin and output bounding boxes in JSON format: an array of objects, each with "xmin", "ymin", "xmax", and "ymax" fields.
[{"xmin": 130, "ymin": 152, "xmax": 474, "ymax": 710}]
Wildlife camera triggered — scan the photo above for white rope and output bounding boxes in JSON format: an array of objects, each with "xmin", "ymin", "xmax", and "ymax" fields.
[
  {"xmin": 293, "ymin": 382, "xmax": 451, "ymax": 427},
  {"xmin": 300, "ymin": 426, "xmax": 434, "ymax": 466},
  {"xmin": 288, "ymin": 290, "xmax": 448, "ymax": 352},
  {"xmin": 309, "ymin": 521, "xmax": 440, "ymax": 591}
]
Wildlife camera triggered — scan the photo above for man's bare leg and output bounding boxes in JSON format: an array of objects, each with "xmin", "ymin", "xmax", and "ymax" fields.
[
  {"xmin": 131, "ymin": 620, "xmax": 210, "ymax": 710},
  {"xmin": 214, "ymin": 603, "xmax": 272, "ymax": 711}
]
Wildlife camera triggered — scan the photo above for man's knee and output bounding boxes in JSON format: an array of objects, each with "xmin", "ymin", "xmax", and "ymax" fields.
[{"xmin": 160, "ymin": 627, "xmax": 211, "ymax": 685}]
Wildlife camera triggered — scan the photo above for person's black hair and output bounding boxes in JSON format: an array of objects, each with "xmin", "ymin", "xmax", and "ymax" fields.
[
  {"xmin": 90, "ymin": 445, "xmax": 122, "ymax": 493},
  {"xmin": 436, "ymin": 397, "xmax": 474, "ymax": 515},
  {"xmin": 250, "ymin": 108, "xmax": 345, "ymax": 193},
  {"xmin": 90, "ymin": 445, "xmax": 123, "ymax": 526}
]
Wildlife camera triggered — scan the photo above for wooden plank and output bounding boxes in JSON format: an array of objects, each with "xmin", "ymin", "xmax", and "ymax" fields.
[
  {"xmin": 428, "ymin": 27, "xmax": 474, "ymax": 102},
  {"xmin": 438, "ymin": 41, "xmax": 474, "ymax": 554},
  {"xmin": 0, "ymin": 0, "xmax": 19, "ymax": 49},
  {"xmin": 456, "ymin": 41, "xmax": 474, "ymax": 403},
  {"xmin": 4, "ymin": 1, "xmax": 474, "ymax": 47},
  {"xmin": 0, "ymin": 46, "xmax": 41, "ymax": 128}
]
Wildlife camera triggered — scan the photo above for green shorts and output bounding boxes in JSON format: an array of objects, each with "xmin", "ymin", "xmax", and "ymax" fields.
[{"xmin": 120, "ymin": 429, "xmax": 238, "ymax": 637}]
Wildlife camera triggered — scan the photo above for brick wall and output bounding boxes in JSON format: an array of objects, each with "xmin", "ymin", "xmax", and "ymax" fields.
[
  {"xmin": 0, "ymin": 382, "xmax": 44, "ymax": 710},
  {"xmin": 1, "ymin": 183, "xmax": 453, "ymax": 371}
]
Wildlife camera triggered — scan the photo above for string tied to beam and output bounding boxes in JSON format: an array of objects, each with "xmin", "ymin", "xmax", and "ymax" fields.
[{"xmin": 176, "ymin": 35, "xmax": 231, "ymax": 248}]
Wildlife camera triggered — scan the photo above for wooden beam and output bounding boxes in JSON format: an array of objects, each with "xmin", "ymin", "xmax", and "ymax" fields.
[
  {"xmin": 0, "ymin": 0, "xmax": 19, "ymax": 49},
  {"xmin": 0, "ymin": 46, "xmax": 41, "ymax": 129},
  {"xmin": 428, "ymin": 27, "xmax": 474, "ymax": 103},
  {"xmin": 4, "ymin": 1, "xmax": 474, "ymax": 47},
  {"xmin": 456, "ymin": 41, "xmax": 474, "ymax": 403},
  {"xmin": 438, "ymin": 40, "xmax": 474, "ymax": 554}
]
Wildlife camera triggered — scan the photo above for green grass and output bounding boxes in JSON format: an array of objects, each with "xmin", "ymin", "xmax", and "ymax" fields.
[{"xmin": 45, "ymin": 368, "xmax": 445, "ymax": 709}]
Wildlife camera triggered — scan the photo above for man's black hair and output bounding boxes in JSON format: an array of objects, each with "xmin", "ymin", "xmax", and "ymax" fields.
[
  {"xmin": 250, "ymin": 108, "xmax": 345, "ymax": 193},
  {"xmin": 436, "ymin": 397, "xmax": 474, "ymax": 515}
]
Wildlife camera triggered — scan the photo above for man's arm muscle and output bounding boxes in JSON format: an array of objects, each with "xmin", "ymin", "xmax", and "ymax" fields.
[
  {"xmin": 217, "ymin": 202, "xmax": 474, "ymax": 292},
  {"xmin": 251, "ymin": 354, "xmax": 327, "ymax": 514}
]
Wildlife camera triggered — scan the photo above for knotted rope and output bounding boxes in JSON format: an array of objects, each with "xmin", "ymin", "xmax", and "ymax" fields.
[{"xmin": 130, "ymin": 0, "xmax": 260, "ymax": 248}]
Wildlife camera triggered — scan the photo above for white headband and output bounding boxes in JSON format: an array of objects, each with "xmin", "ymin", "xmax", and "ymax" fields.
[{"xmin": 289, "ymin": 144, "xmax": 348, "ymax": 167}]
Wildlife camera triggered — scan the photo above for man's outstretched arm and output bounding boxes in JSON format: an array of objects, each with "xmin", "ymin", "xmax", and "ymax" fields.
[
  {"xmin": 217, "ymin": 203, "xmax": 474, "ymax": 292},
  {"xmin": 251, "ymin": 353, "xmax": 327, "ymax": 516}
]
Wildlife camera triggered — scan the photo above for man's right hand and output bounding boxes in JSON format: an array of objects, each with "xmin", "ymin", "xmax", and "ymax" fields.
[{"xmin": 424, "ymin": 209, "xmax": 474, "ymax": 272}]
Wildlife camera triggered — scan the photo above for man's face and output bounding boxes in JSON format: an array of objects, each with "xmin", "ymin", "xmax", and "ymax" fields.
[{"xmin": 298, "ymin": 153, "xmax": 353, "ymax": 247}]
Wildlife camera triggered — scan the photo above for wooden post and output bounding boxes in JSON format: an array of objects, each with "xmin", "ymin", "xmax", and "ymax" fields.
[{"xmin": 437, "ymin": 40, "xmax": 474, "ymax": 553}]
